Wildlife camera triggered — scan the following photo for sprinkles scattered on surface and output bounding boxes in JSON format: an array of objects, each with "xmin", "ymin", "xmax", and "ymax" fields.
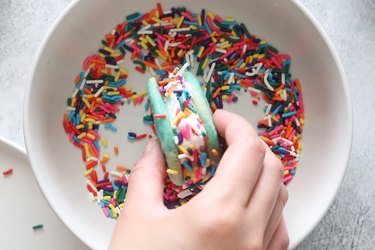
[{"xmin": 63, "ymin": 3, "xmax": 304, "ymax": 219}]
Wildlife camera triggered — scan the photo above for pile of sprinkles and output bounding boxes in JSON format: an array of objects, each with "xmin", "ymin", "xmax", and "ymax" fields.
[{"xmin": 63, "ymin": 3, "xmax": 304, "ymax": 219}]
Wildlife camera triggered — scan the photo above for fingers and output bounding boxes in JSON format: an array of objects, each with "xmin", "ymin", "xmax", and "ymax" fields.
[
  {"xmin": 263, "ymin": 185, "xmax": 289, "ymax": 246},
  {"xmin": 266, "ymin": 217, "xmax": 289, "ymax": 250},
  {"xmin": 246, "ymin": 147, "xmax": 284, "ymax": 226},
  {"xmin": 125, "ymin": 138, "xmax": 166, "ymax": 210},
  {"xmin": 204, "ymin": 109, "xmax": 266, "ymax": 204}
]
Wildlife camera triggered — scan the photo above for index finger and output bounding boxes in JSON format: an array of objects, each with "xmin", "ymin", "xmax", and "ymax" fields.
[{"xmin": 203, "ymin": 109, "xmax": 266, "ymax": 205}]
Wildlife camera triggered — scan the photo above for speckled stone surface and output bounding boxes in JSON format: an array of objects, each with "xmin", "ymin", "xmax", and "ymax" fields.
[{"xmin": 0, "ymin": 0, "xmax": 374, "ymax": 249}]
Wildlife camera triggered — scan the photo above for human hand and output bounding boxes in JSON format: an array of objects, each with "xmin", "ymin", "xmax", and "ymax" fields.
[{"xmin": 109, "ymin": 109, "xmax": 289, "ymax": 250}]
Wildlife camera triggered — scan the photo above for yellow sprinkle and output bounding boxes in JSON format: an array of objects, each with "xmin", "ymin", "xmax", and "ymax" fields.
[
  {"xmin": 211, "ymin": 36, "xmax": 217, "ymax": 43},
  {"xmin": 190, "ymin": 25, "xmax": 197, "ymax": 30},
  {"xmin": 221, "ymin": 86, "xmax": 230, "ymax": 91},
  {"xmin": 107, "ymin": 91, "xmax": 120, "ymax": 96},
  {"xmin": 260, "ymin": 39, "xmax": 268, "ymax": 44},
  {"xmin": 202, "ymin": 57, "xmax": 209, "ymax": 70},
  {"xmin": 167, "ymin": 169, "xmax": 179, "ymax": 175},
  {"xmin": 119, "ymin": 68, "xmax": 128, "ymax": 75},
  {"xmin": 207, "ymin": 11, "xmax": 215, "ymax": 20},
  {"xmin": 224, "ymin": 17, "xmax": 235, "ymax": 22},
  {"xmin": 83, "ymin": 168, "xmax": 93, "ymax": 177},
  {"xmin": 86, "ymin": 133, "xmax": 95, "ymax": 140},
  {"xmin": 239, "ymin": 63, "xmax": 246, "ymax": 69},
  {"xmin": 155, "ymin": 50, "xmax": 167, "ymax": 60},
  {"xmin": 146, "ymin": 35, "xmax": 156, "ymax": 47},
  {"xmin": 119, "ymin": 203, "xmax": 124, "ymax": 209},
  {"xmin": 152, "ymin": 16, "xmax": 160, "ymax": 23},
  {"xmin": 142, "ymin": 20, "xmax": 148, "ymax": 26},
  {"xmin": 220, "ymin": 38, "xmax": 226, "ymax": 43},
  {"xmin": 139, "ymin": 90, "xmax": 147, "ymax": 96},
  {"xmin": 300, "ymin": 118, "xmax": 305, "ymax": 125},
  {"xmin": 177, "ymin": 145, "xmax": 189, "ymax": 155},
  {"xmin": 197, "ymin": 46, "xmax": 205, "ymax": 58},
  {"xmin": 85, "ymin": 118, "xmax": 96, "ymax": 124},
  {"xmin": 170, "ymin": 17, "xmax": 179, "ymax": 24},
  {"xmin": 98, "ymin": 53, "xmax": 106, "ymax": 58},
  {"xmin": 103, "ymin": 196, "xmax": 111, "ymax": 201},
  {"xmin": 177, "ymin": 16, "xmax": 184, "ymax": 28},
  {"xmin": 77, "ymin": 132, "xmax": 87, "ymax": 139},
  {"xmin": 101, "ymin": 137, "xmax": 108, "ymax": 147},
  {"xmin": 113, "ymin": 190, "xmax": 118, "ymax": 199},
  {"xmin": 104, "ymin": 47, "xmax": 115, "ymax": 54},
  {"xmin": 84, "ymin": 143, "xmax": 90, "ymax": 157},
  {"xmin": 139, "ymin": 36, "xmax": 147, "ymax": 43},
  {"xmin": 76, "ymin": 124, "xmax": 84, "ymax": 129},
  {"xmin": 284, "ymin": 170, "xmax": 289, "ymax": 176},
  {"xmin": 88, "ymin": 123, "xmax": 93, "ymax": 130},
  {"xmin": 172, "ymin": 112, "xmax": 186, "ymax": 125},
  {"xmin": 82, "ymin": 98, "xmax": 91, "ymax": 108},
  {"xmin": 111, "ymin": 52, "xmax": 122, "ymax": 57},
  {"xmin": 140, "ymin": 42, "xmax": 148, "ymax": 50},
  {"xmin": 197, "ymin": 14, "xmax": 202, "ymax": 26},
  {"xmin": 205, "ymin": 159, "xmax": 211, "ymax": 168},
  {"xmin": 114, "ymin": 71, "xmax": 121, "ymax": 81},
  {"xmin": 108, "ymin": 204, "xmax": 117, "ymax": 216},
  {"xmin": 177, "ymin": 49, "xmax": 184, "ymax": 57},
  {"xmin": 258, "ymin": 54, "xmax": 265, "ymax": 59}
]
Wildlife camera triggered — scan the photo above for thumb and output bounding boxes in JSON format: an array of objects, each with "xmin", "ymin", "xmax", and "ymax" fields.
[{"xmin": 126, "ymin": 138, "xmax": 166, "ymax": 208}]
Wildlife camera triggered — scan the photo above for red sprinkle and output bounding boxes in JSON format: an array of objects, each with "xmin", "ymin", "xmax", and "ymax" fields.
[{"xmin": 3, "ymin": 168, "xmax": 13, "ymax": 176}]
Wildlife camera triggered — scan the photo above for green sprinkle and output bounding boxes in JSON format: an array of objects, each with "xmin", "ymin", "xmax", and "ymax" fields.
[
  {"xmin": 32, "ymin": 224, "xmax": 43, "ymax": 230},
  {"xmin": 267, "ymin": 45, "xmax": 279, "ymax": 54},
  {"xmin": 240, "ymin": 23, "xmax": 251, "ymax": 38}
]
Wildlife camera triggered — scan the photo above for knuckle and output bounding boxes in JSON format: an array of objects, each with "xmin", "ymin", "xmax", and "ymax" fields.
[
  {"xmin": 268, "ymin": 153, "xmax": 283, "ymax": 180},
  {"xmin": 242, "ymin": 136, "xmax": 267, "ymax": 156},
  {"xmin": 280, "ymin": 234, "xmax": 290, "ymax": 250},
  {"xmin": 199, "ymin": 207, "xmax": 239, "ymax": 237},
  {"xmin": 280, "ymin": 185, "xmax": 289, "ymax": 207}
]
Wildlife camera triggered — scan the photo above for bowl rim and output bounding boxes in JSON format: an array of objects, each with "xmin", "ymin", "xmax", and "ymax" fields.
[{"xmin": 23, "ymin": 0, "xmax": 353, "ymax": 249}]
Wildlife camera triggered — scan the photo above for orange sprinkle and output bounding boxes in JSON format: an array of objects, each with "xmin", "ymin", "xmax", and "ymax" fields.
[
  {"xmin": 74, "ymin": 75, "xmax": 81, "ymax": 84},
  {"xmin": 211, "ymin": 149, "xmax": 219, "ymax": 156},
  {"xmin": 116, "ymin": 165, "xmax": 128, "ymax": 172},
  {"xmin": 114, "ymin": 146, "xmax": 119, "ymax": 155},
  {"xmin": 212, "ymin": 87, "xmax": 221, "ymax": 99}
]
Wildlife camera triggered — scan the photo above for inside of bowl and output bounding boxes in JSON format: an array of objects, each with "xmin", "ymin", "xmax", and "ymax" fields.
[{"xmin": 25, "ymin": 0, "xmax": 351, "ymax": 249}]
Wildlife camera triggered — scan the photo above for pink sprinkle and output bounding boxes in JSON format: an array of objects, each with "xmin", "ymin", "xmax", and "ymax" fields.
[{"xmin": 283, "ymin": 175, "xmax": 293, "ymax": 184}]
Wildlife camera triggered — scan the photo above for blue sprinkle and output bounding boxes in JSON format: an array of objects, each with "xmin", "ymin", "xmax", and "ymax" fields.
[
  {"xmin": 203, "ymin": 21, "xmax": 212, "ymax": 34},
  {"xmin": 116, "ymin": 40, "xmax": 126, "ymax": 50},
  {"xmin": 281, "ymin": 111, "xmax": 297, "ymax": 118},
  {"xmin": 104, "ymin": 124, "xmax": 112, "ymax": 129},
  {"xmin": 68, "ymin": 111, "xmax": 75, "ymax": 121},
  {"xmin": 182, "ymin": 161, "xmax": 194, "ymax": 173},
  {"xmin": 272, "ymin": 105, "xmax": 282, "ymax": 116},
  {"xmin": 144, "ymin": 101, "xmax": 150, "ymax": 111},
  {"xmin": 199, "ymin": 152, "xmax": 207, "ymax": 167},
  {"xmin": 94, "ymin": 140, "xmax": 100, "ymax": 151},
  {"xmin": 110, "ymin": 126, "xmax": 118, "ymax": 132}
]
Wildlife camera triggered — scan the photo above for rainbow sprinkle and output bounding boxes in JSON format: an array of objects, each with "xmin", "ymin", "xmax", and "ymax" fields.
[{"xmin": 63, "ymin": 3, "xmax": 304, "ymax": 218}]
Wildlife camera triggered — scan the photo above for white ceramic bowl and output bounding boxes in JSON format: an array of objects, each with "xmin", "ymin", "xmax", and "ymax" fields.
[{"xmin": 24, "ymin": 0, "xmax": 352, "ymax": 249}]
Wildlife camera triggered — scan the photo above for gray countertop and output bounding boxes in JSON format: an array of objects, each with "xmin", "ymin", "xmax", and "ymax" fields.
[{"xmin": 0, "ymin": 0, "xmax": 374, "ymax": 249}]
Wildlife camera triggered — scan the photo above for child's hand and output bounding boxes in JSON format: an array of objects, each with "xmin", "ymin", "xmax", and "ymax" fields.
[{"xmin": 110, "ymin": 109, "xmax": 289, "ymax": 250}]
